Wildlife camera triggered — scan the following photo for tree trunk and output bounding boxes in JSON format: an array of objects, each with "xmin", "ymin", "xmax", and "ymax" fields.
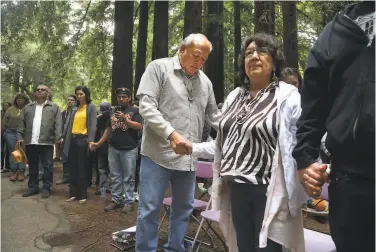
[
  {"xmin": 205, "ymin": 1, "xmax": 224, "ymax": 103},
  {"xmin": 183, "ymin": 1, "xmax": 202, "ymax": 38},
  {"xmin": 152, "ymin": 1, "xmax": 169, "ymax": 60},
  {"xmin": 233, "ymin": 0, "xmax": 241, "ymax": 88},
  {"xmin": 13, "ymin": 69, "xmax": 20, "ymax": 93},
  {"xmin": 254, "ymin": 1, "xmax": 275, "ymax": 35},
  {"xmin": 111, "ymin": 1, "xmax": 134, "ymax": 105},
  {"xmin": 134, "ymin": 1, "xmax": 149, "ymax": 96},
  {"xmin": 282, "ymin": 1, "xmax": 298, "ymax": 69}
]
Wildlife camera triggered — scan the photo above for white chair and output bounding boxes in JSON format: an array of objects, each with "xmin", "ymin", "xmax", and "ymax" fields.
[{"xmin": 304, "ymin": 228, "xmax": 336, "ymax": 252}]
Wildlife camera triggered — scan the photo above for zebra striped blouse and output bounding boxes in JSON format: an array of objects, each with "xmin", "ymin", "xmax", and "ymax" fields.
[{"xmin": 219, "ymin": 82, "xmax": 279, "ymax": 185}]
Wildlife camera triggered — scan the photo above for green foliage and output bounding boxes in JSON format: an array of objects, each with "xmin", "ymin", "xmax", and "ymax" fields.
[{"xmin": 2, "ymin": 1, "xmax": 357, "ymax": 108}]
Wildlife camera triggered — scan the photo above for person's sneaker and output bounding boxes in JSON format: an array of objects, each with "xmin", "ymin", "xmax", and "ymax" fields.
[
  {"xmin": 122, "ymin": 204, "xmax": 133, "ymax": 213},
  {"xmin": 56, "ymin": 179, "xmax": 69, "ymax": 185},
  {"xmin": 41, "ymin": 189, "xmax": 50, "ymax": 199},
  {"xmin": 104, "ymin": 202, "xmax": 122, "ymax": 212},
  {"xmin": 22, "ymin": 190, "xmax": 39, "ymax": 197}
]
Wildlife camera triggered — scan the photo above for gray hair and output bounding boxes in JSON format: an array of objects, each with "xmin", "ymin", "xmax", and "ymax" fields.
[{"xmin": 180, "ymin": 33, "xmax": 213, "ymax": 52}]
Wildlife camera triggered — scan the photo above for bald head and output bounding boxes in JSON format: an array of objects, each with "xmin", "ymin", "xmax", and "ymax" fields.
[
  {"xmin": 181, "ymin": 34, "xmax": 212, "ymax": 52},
  {"xmin": 179, "ymin": 33, "xmax": 212, "ymax": 76}
]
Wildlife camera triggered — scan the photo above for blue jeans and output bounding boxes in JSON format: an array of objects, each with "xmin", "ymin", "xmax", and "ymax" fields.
[
  {"xmin": 136, "ymin": 155, "xmax": 196, "ymax": 252},
  {"xmin": 4, "ymin": 129, "xmax": 26, "ymax": 172},
  {"xmin": 108, "ymin": 146, "xmax": 137, "ymax": 205}
]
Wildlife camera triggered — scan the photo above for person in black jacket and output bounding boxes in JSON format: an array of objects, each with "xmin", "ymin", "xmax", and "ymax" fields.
[
  {"xmin": 292, "ymin": 2, "xmax": 375, "ymax": 252},
  {"xmin": 56, "ymin": 94, "xmax": 77, "ymax": 185},
  {"xmin": 94, "ymin": 102, "xmax": 111, "ymax": 196}
]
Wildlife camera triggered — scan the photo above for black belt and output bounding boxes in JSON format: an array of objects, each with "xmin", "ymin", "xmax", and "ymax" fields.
[{"xmin": 72, "ymin": 134, "xmax": 87, "ymax": 139}]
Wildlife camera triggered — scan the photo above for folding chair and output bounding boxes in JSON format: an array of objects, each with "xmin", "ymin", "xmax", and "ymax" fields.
[
  {"xmin": 157, "ymin": 161, "xmax": 215, "ymax": 246},
  {"xmin": 321, "ymin": 183, "xmax": 329, "ymax": 201},
  {"xmin": 191, "ymin": 196, "xmax": 228, "ymax": 252},
  {"xmin": 304, "ymin": 228, "xmax": 336, "ymax": 252}
]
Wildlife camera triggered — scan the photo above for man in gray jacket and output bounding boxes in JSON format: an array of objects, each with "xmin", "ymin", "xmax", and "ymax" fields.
[
  {"xmin": 135, "ymin": 34, "xmax": 221, "ymax": 251},
  {"xmin": 17, "ymin": 85, "xmax": 62, "ymax": 198}
]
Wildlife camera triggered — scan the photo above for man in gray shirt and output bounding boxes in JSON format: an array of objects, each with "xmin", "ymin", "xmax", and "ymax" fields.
[{"xmin": 135, "ymin": 34, "xmax": 221, "ymax": 251}]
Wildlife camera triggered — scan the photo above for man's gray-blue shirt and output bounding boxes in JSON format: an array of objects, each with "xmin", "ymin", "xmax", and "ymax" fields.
[{"xmin": 136, "ymin": 56, "xmax": 221, "ymax": 171}]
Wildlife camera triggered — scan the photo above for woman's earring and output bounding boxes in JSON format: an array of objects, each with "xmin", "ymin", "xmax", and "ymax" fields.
[{"xmin": 244, "ymin": 76, "xmax": 249, "ymax": 84}]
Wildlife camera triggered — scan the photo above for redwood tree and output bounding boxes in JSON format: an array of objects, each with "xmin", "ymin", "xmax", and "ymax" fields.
[{"xmin": 111, "ymin": 1, "xmax": 134, "ymax": 105}]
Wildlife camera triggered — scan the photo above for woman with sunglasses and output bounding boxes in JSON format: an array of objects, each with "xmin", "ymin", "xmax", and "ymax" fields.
[
  {"xmin": 62, "ymin": 86, "xmax": 97, "ymax": 204},
  {"xmin": 2, "ymin": 93, "xmax": 30, "ymax": 181}
]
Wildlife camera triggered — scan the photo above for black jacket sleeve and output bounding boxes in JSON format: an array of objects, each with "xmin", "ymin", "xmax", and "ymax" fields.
[{"xmin": 292, "ymin": 21, "xmax": 333, "ymax": 170}]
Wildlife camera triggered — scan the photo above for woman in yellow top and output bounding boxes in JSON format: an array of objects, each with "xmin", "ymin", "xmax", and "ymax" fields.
[{"xmin": 62, "ymin": 86, "xmax": 97, "ymax": 203}]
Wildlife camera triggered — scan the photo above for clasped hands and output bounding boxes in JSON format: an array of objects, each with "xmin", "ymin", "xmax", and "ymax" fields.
[
  {"xmin": 298, "ymin": 163, "xmax": 329, "ymax": 198},
  {"xmin": 169, "ymin": 131, "xmax": 192, "ymax": 155}
]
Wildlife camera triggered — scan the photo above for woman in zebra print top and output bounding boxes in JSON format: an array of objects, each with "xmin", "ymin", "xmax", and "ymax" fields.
[{"xmin": 192, "ymin": 33, "xmax": 306, "ymax": 251}]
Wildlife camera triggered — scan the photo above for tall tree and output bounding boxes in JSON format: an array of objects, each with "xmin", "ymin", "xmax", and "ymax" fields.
[
  {"xmin": 205, "ymin": 1, "xmax": 224, "ymax": 103},
  {"xmin": 134, "ymin": 1, "xmax": 149, "ymax": 95},
  {"xmin": 233, "ymin": 0, "xmax": 241, "ymax": 88},
  {"xmin": 282, "ymin": 1, "xmax": 298, "ymax": 69},
  {"xmin": 254, "ymin": 1, "xmax": 275, "ymax": 35},
  {"xmin": 152, "ymin": 1, "xmax": 169, "ymax": 60},
  {"xmin": 111, "ymin": 1, "xmax": 134, "ymax": 105},
  {"xmin": 183, "ymin": 1, "xmax": 202, "ymax": 38}
]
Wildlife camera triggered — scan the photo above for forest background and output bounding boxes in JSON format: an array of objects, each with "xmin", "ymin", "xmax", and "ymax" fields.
[{"xmin": 1, "ymin": 1, "xmax": 356, "ymax": 107}]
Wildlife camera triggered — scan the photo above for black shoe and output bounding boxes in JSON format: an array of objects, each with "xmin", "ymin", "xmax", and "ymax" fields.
[
  {"xmin": 56, "ymin": 179, "xmax": 69, "ymax": 185},
  {"xmin": 22, "ymin": 190, "xmax": 39, "ymax": 197},
  {"xmin": 104, "ymin": 202, "xmax": 122, "ymax": 211},
  {"xmin": 41, "ymin": 189, "xmax": 50, "ymax": 199}
]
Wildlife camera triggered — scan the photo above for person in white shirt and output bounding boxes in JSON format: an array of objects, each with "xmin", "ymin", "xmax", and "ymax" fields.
[{"xmin": 17, "ymin": 85, "xmax": 62, "ymax": 199}]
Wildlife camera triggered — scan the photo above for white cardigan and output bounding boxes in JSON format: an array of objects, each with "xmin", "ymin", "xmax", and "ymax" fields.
[{"xmin": 192, "ymin": 82, "xmax": 307, "ymax": 252}]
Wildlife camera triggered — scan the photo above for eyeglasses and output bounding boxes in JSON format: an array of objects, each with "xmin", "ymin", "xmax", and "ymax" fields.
[
  {"xmin": 245, "ymin": 47, "xmax": 270, "ymax": 58},
  {"xmin": 36, "ymin": 88, "xmax": 47, "ymax": 92}
]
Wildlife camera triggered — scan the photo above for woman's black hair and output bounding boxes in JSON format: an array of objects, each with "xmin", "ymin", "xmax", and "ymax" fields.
[
  {"xmin": 237, "ymin": 33, "xmax": 285, "ymax": 89},
  {"xmin": 280, "ymin": 67, "xmax": 303, "ymax": 91},
  {"xmin": 2, "ymin": 101, "xmax": 12, "ymax": 108},
  {"xmin": 12, "ymin": 93, "xmax": 30, "ymax": 107},
  {"xmin": 74, "ymin": 86, "xmax": 92, "ymax": 105}
]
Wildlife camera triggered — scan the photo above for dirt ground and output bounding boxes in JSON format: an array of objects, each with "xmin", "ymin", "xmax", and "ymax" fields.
[{"xmin": 44, "ymin": 162, "xmax": 330, "ymax": 252}]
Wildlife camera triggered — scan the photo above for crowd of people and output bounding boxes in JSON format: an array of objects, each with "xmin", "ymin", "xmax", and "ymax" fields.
[{"xmin": 0, "ymin": 2, "xmax": 374, "ymax": 252}]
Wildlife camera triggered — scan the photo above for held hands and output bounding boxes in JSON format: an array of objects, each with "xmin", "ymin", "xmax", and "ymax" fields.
[
  {"xmin": 298, "ymin": 162, "xmax": 329, "ymax": 198},
  {"xmin": 169, "ymin": 131, "xmax": 192, "ymax": 155},
  {"xmin": 89, "ymin": 142, "xmax": 98, "ymax": 152}
]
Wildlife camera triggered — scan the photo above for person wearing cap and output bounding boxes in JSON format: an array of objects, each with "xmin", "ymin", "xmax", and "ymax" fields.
[
  {"xmin": 56, "ymin": 94, "xmax": 77, "ymax": 185},
  {"xmin": 135, "ymin": 33, "xmax": 221, "ymax": 251},
  {"xmin": 91, "ymin": 88, "xmax": 143, "ymax": 213},
  {"xmin": 17, "ymin": 85, "xmax": 62, "ymax": 199},
  {"xmin": 93, "ymin": 102, "xmax": 111, "ymax": 196}
]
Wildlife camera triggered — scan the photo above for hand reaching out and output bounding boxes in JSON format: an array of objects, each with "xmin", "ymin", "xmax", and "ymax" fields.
[
  {"xmin": 169, "ymin": 131, "xmax": 192, "ymax": 155},
  {"xmin": 298, "ymin": 162, "xmax": 329, "ymax": 198}
]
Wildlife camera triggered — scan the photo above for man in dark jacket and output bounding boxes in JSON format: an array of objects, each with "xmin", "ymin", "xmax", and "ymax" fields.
[
  {"xmin": 17, "ymin": 85, "xmax": 62, "ymax": 198},
  {"xmin": 56, "ymin": 94, "xmax": 76, "ymax": 185},
  {"xmin": 94, "ymin": 102, "xmax": 111, "ymax": 195},
  {"xmin": 293, "ymin": 2, "xmax": 375, "ymax": 252}
]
